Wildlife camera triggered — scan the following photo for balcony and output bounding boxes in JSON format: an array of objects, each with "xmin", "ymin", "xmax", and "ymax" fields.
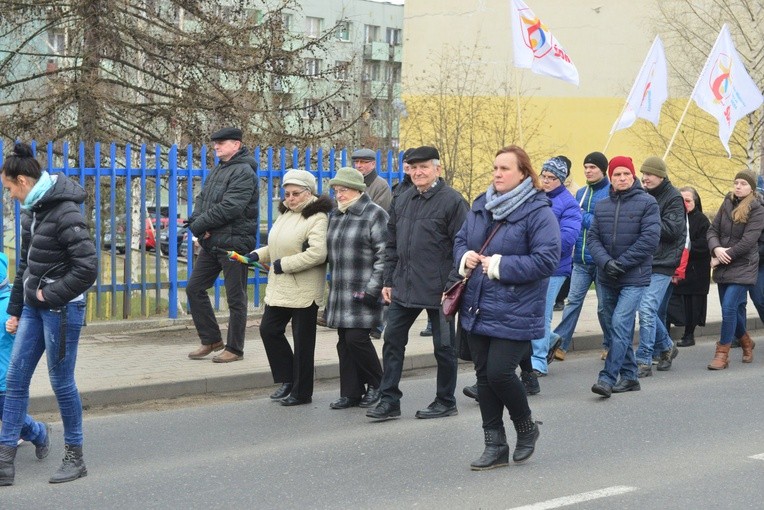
[{"xmin": 363, "ymin": 41, "xmax": 391, "ymax": 61}]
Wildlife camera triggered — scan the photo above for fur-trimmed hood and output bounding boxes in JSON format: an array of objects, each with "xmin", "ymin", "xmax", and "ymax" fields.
[{"xmin": 278, "ymin": 194, "xmax": 334, "ymax": 217}]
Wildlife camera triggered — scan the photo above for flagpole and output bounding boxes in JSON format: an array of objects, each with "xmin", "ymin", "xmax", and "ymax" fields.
[
  {"xmin": 603, "ymin": 101, "xmax": 629, "ymax": 153},
  {"xmin": 664, "ymin": 26, "xmax": 726, "ymax": 160},
  {"xmin": 515, "ymin": 68, "xmax": 524, "ymax": 146}
]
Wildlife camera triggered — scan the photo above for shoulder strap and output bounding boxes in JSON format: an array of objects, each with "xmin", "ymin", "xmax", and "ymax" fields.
[{"xmin": 477, "ymin": 222, "xmax": 503, "ymax": 255}]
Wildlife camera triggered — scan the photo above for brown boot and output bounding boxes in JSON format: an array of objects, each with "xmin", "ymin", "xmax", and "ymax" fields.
[
  {"xmin": 188, "ymin": 341, "xmax": 224, "ymax": 360},
  {"xmin": 740, "ymin": 332, "xmax": 755, "ymax": 363},
  {"xmin": 707, "ymin": 342, "xmax": 730, "ymax": 370}
]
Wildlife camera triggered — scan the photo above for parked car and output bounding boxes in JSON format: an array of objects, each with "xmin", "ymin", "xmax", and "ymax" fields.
[
  {"xmin": 159, "ymin": 224, "xmax": 198, "ymax": 258},
  {"xmin": 103, "ymin": 219, "xmax": 126, "ymax": 254}
]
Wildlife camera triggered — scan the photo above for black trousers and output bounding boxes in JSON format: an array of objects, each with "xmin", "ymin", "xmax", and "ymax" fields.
[
  {"xmin": 468, "ymin": 333, "xmax": 532, "ymax": 430},
  {"xmin": 337, "ymin": 328, "xmax": 382, "ymax": 398},
  {"xmin": 259, "ymin": 303, "xmax": 318, "ymax": 399},
  {"xmin": 379, "ymin": 302, "xmax": 457, "ymax": 406},
  {"xmin": 186, "ymin": 247, "xmax": 249, "ymax": 355}
]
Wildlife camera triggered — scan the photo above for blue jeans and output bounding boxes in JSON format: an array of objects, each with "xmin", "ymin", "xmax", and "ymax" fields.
[
  {"xmin": 0, "ymin": 394, "xmax": 46, "ymax": 445},
  {"xmin": 718, "ymin": 283, "xmax": 749, "ymax": 345},
  {"xmin": 635, "ymin": 273, "xmax": 674, "ymax": 365},
  {"xmin": 531, "ymin": 275, "xmax": 566, "ymax": 373},
  {"xmin": 551, "ymin": 264, "xmax": 605, "ymax": 351},
  {"xmin": 596, "ymin": 283, "xmax": 644, "ymax": 386},
  {"xmin": 0, "ymin": 301, "xmax": 86, "ymax": 448}
]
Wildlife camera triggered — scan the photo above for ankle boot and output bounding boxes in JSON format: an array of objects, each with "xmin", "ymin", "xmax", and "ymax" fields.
[
  {"xmin": 49, "ymin": 444, "xmax": 87, "ymax": 484},
  {"xmin": 470, "ymin": 428, "xmax": 509, "ymax": 470},
  {"xmin": 513, "ymin": 416, "xmax": 541, "ymax": 463},
  {"xmin": 677, "ymin": 333, "xmax": 695, "ymax": 347},
  {"xmin": 707, "ymin": 342, "xmax": 731, "ymax": 370},
  {"xmin": 740, "ymin": 332, "xmax": 755, "ymax": 363},
  {"xmin": 521, "ymin": 371, "xmax": 540, "ymax": 395},
  {"xmin": 0, "ymin": 444, "xmax": 17, "ymax": 486}
]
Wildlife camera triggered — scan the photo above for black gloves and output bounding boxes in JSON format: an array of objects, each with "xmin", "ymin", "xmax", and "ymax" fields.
[
  {"xmin": 246, "ymin": 251, "xmax": 259, "ymax": 263},
  {"xmin": 604, "ymin": 260, "xmax": 626, "ymax": 279},
  {"xmin": 353, "ymin": 291, "xmax": 381, "ymax": 307},
  {"xmin": 273, "ymin": 259, "xmax": 283, "ymax": 274}
]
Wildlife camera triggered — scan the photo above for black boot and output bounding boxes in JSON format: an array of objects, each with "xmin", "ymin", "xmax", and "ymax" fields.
[
  {"xmin": 521, "ymin": 371, "xmax": 540, "ymax": 395},
  {"xmin": 49, "ymin": 445, "xmax": 87, "ymax": 484},
  {"xmin": 470, "ymin": 428, "xmax": 509, "ymax": 471},
  {"xmin": 677, "ymin": 333, "xmax": 695, "ymax": 347},
  {"xmin": 0, "ymin": 444, "xmax": 17, "ymax": 486},
  {"xmin": 513, "ymin": 416, "xmax": 541, "ymax": 463}
]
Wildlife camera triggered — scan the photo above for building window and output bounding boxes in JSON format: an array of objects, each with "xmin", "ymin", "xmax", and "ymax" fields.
[
  {"xmin": 306, "ymin": 16, "xmax": 323, "ymax": 38},
  {"xmin": 245, "ymin": 8, "xmax": 263, "ymax": 24},
  {"xmin": 302, "ymin": 100, "xmax": 319, "ymax": 119},
  {"xmin": 282, "ymin": 13, "xmax": 292, "ymax": 31},
  {"xmin": 363, "ymin": 61, "xmax": 380, "ymax": 82},
  {"xmin": 386, "ymin": 28, "xmax": 402, "ymax": 45},
  {"xmin": 336, "ymin": 21, "xmax": 350, "ymax": 41},
  {"xmin": 385, "ymin": 63, "xmax": 402, "ymax": 83},
  {"xmin": 305, "ymin": 58, "xmax": 322, "ymax": 76},
  {"xmin": 364, "ymin": 24, "xmax": 380, "ymax": 44},
  {"xmin": 336, "ymin": 102, "xmax": 351, "ymax": 119},
  {"xmin": 334, "ymin": 61, "xmax": 350, "ymax": 81},
  {"xmin": 47, "ymin": 30, "xmax": 65, "ymax": 56}
]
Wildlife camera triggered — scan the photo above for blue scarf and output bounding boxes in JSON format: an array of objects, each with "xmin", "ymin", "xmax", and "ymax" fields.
[
  {"xmin": 484, "ymin": 177, "xmax": 536, "ymax": 220},
  {"xmin": 21, "ymin": 171, "xmax": 54, "ymax": 211}
]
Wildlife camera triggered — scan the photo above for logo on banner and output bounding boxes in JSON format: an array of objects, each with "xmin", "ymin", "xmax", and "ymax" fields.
[
  {"xmin": 709, "ymin": 53, "xmax": 732, "ymax": 124},
  {"xmin": 520, "ymin": 14, "xmax": 552, "ymax": 58},
  {"xmin": 641, "ymin": 63, "xmax": 656, "ymax": 111}
]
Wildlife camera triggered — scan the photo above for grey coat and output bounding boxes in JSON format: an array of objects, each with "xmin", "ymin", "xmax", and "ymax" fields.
[
  {"xmin": 325, "ymin": 194, "xmax": 389, "ymax": 328},
  {"xmin": 364, "ymin": 169, "xmax": 392, "ymax": 211},
  {"xmin": 708, "ymin": 193, "xmax": 764, "ymax": 286}
]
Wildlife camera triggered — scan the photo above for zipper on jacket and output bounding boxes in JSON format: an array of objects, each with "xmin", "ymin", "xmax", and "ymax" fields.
[{"xmin": 610, "ymin": 194, "xmax": 621, "ymax": 253}]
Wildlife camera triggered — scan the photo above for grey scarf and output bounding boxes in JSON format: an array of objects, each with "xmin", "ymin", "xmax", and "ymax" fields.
[{"xmin": 484, "ymin": 177, "xmax": 536, "ymax": 220}]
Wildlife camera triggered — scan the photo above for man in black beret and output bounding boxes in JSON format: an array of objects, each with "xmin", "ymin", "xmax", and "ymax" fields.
[
  {"xmin": 186, "ymin": 128, "xmax": 259, "ymax": 363},
  {"xmin": 367, "ymin": 145, "xmax": 469, "ymax": 421}
]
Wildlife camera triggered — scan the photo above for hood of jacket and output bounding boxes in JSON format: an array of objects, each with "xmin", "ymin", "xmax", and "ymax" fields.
[
  {"xmin": 31, "ymin": 173, "xmax": 87, "ymax": 212},
  {"xmin": 278, "ymin": 194, "xmax": 334, "ymax": 217},
  {"xmin": 221, "ymin": 147, "xmax": 258, "ymax": 173}
]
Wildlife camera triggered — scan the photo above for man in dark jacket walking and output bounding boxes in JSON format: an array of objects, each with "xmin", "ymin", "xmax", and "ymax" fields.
[
  {"xmin": 589, "ymin": 156, "xmax": 660, "ymax": 398},
  {"xmin": 366, "ymin": 146, "xmax": 469, "ymax": 421},
  {"xmin": 352, "ymin": 148, "xmax": 392, "ymax": 210},
  {"xmin": 634, "ymin": 157, "xmax": 686, "ymax": 376},
  {"xmin": 186, "ymin": 127, "xmax": 259, "ymax": 363}
]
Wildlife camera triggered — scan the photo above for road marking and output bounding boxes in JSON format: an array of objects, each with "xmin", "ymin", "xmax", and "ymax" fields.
[
  {"xmin": 749, "ymin": 453, "xmax": 764, "ymax": 460},
  {"xmin": 507, "ymin": 486, "xmax": 638, "ymax": 510}
]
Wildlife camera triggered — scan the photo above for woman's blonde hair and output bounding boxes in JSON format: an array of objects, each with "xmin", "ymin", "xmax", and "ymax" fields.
[{"xmin": 732, "ymin": 192, "xmax": 756, "ymax": 223}]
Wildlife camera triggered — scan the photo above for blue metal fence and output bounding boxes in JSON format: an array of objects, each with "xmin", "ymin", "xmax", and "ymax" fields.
[{"xmin": 0, "ymin": 140, "xmax": 405, "ymax": 320}]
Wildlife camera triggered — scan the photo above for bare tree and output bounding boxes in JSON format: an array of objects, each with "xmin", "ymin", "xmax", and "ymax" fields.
[
  {"xmin": 0, "ymin": 0, "xmax": 363, "ymax": 148},
  {"xmin": 400, "ymin": 43, "xmax": 548, "ymax": 201},
  {"xmin": 636, "ymin": 0, "xmax": 764, "ymax": 197}
]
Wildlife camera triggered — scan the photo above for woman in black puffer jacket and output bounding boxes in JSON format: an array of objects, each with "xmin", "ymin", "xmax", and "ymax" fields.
[{"xmin": 0, "ymin": 143, "xmax": 97, "ymax": 487}]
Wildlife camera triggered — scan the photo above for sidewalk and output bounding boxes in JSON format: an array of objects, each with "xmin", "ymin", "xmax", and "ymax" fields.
[{"xmin": 27, "ymin": 285, "xmax": 763, "ymax": 413}]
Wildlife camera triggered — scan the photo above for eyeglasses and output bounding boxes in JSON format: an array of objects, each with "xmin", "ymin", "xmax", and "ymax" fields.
[
  {"xmin": 540, "ymin": 174, "xmax": 558, "ymax": 182},
  {"xmin": 283, "ymin": 189, "xmax": 308, "ymax": 198},
  {"xmin": 333, "ymin": 187, "xmax": 354, "ymax": 194}
]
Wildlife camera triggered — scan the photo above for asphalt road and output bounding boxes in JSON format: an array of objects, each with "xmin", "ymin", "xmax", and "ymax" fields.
[{"xmin": 3, "ymin": 336, "xmax": 764, "ymax": 509}]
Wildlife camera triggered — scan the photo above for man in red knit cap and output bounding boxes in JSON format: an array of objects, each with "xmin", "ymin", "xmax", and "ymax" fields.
[{"xmin": 586, "ymin": 156, "xmax": 661, "ymax": 398}]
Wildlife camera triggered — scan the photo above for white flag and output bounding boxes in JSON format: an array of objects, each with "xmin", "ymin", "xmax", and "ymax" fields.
[
  {"xmin": 691, "ymin": 24, "xmax": 763, "ymax": 156},
  {"xmin": 511, "ymin": 0, "xmax": 579, "ymax": 86},
  {"xmin": 611, "ymin": 36, "xmax": 668, "ymax": 133}
]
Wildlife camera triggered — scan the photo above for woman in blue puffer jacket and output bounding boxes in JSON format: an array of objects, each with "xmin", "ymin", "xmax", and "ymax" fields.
[{"xmin": 454, "ymin": 145, "xmax": 560, "ymax": 472}]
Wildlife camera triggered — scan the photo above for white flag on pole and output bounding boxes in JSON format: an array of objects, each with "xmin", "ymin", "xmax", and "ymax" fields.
[
  {"xmin": 691, "ymin": 24, "xmax": 763, "ymax": 156},
  {"xmin": 611, "ymin": 36, "xmax": 669, "ymax": 133},
  {"xmin": 510, "ymin": 0, "xmax": 579, "ymax": 86}
]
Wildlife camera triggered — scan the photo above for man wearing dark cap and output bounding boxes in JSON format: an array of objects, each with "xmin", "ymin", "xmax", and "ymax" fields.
[
  {"xmin": 351, "ymin": 148, "xmax": 392, "ymax": 210},
  {"xmin": 366, "ymin": 146, "xmax": 469, "ymax": 421},
  {"xmin": 634, "ymin": 156, "xmax": 685, "ymax": 376},
  {"xmin": 186, "ymin": 127, "xmax": 259, "ymax": 363},
  {"xmin": 589, "ymin": 156, "xmax": 660, "ymax": 398},
  {"xmin": 548, "ymin": 152, "xmax": 611, "ymax": 362}
]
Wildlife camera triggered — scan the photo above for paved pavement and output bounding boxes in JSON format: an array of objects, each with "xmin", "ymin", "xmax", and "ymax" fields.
[{"xmin": 26, "ymin": 284, "xmax": 764, "ymax": 413}]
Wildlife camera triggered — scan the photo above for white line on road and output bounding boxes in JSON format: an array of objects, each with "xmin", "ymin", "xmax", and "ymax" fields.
[
  {"xmin": 748, "ymin": 453, "xmax": 764, "ymax": 460},
  {"xmin": 507, "ymin": 486, "xmax": 638, "ymax": 510}
]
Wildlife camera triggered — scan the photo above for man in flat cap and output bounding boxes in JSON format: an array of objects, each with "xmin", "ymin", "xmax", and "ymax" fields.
[
  {"xmin": 351, "ymin": 148, "xmax": 392, "ymax": 211},
  {"xmin": 186, "ymin": 127, "xmax": 259, "ymax": 363},
  {"xmin": 367, "ymin": 146, "xmax": 469, "ymax": 421}
]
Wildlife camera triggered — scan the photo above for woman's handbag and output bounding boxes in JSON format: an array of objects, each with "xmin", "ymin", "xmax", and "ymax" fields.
[{"xmin": 441, "ymin": 223, "xmax": 503, "ymax": 317}]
